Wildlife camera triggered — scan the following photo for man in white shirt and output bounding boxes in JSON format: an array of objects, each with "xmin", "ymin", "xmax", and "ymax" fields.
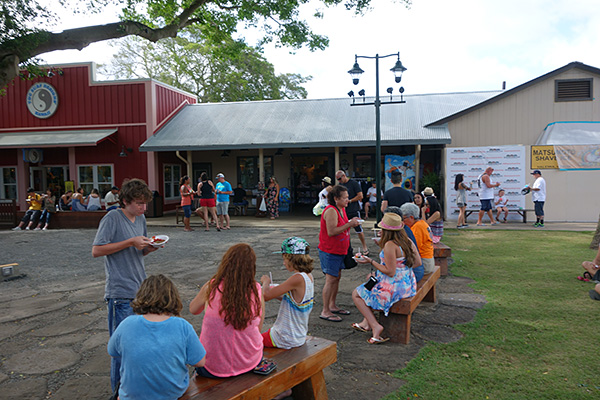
[
  {"xmin": 530, "ymin": 170, "xmax": 546, "ymax": 227},
  {"xmin": 104, "ymin": 186, "xmax": 120, "ymax": 211}
]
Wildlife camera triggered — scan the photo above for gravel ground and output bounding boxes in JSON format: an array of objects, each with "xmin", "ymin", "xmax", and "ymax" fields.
[{"xmin": 0, "ymin": 225, "xmax": 483, "ymax": 399}]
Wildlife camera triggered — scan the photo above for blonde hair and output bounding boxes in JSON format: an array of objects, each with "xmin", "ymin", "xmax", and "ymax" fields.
[{"xmin": 283, "ymin": 253, "xmax": 314, "ymax": 273}]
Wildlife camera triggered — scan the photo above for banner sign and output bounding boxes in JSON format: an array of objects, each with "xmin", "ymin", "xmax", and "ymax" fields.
[
  {"xmin": 531, "ymin": 145, "xmax": 558, "ymax": 169},
  {"xmin": 554, "ymin": 145, "xmax": 600, "ymax": 170},
  {"xmin": 445, "ymin": 145, "xmax": 526, "ymax": 221},
  {"xmin": 384, "ymin": 155, "xmax": 415, "ymax": 191}
]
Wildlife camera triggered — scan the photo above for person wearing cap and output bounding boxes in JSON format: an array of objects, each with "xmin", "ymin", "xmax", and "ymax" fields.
[
  {"xmin": 400, "ymin": 202, "xmax": 435, "ymax": 275},
  {"xmin": 530, "ymin": 170, "xmax": 546, "ymax": 227},
  {"xmin": 105, "ymin": 186, "xmax": 120, "ymax": 211},
  {"xmin": 381, "ymin": 169, "xmax": 414, "ymax": 213},
  {"xmin": 261, "ymin": 237, "xmax": 314, "ymax": 351},
  {"xmin": 476, "ymin": 166, "xmax": 501, "ymax": 226},
  {"xmin": 423, "ymin": 187, "xmax": 443, "ymax": 243},
  {"xmin": 336, "ymin": 170, "xmax": 369, "ymax": 255},
  {"xmin": 215, "ymin": 173, "xmax": 233, "ymax": 230},
  {"xmin": 352, "ymin": 213, "xmax": 421, "ymax": 344}
]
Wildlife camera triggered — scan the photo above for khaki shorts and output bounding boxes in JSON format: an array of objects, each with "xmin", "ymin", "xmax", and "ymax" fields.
[{"xmin": 422, "ymin": 257, "xmax": 436, "ymax": 274}]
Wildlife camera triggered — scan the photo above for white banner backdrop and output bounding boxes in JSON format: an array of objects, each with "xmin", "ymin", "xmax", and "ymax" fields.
[{"xmin": 445, "ymin": 145, "xmax": 526, "ymax": 221}]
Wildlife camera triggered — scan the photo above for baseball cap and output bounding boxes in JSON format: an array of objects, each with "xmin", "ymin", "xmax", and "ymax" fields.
[
  {"xmin": 275, "ymin": 237, "xmax": 310, "ymax": 255},
  {"xmin": 531, "ymin": 170, "xmax": 542, "ymax": 175},
  {"xmin": 216, "ymin": 173, "xmax": 225, "ymax": 178}
]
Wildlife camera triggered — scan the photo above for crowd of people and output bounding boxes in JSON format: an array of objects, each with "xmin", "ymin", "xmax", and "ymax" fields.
[{"xmin": 12, "ymin": 185, "xmax": 120, "ymax": 231}]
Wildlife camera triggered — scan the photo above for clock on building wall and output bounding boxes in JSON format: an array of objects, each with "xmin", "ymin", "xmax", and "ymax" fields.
[
  {"xmin": 26, "ymin": 83, "xmax": 59, "ymax": 119},
  {"xmin": 340, "ymin": 159, "xmax": 350, "ymax": 171}
]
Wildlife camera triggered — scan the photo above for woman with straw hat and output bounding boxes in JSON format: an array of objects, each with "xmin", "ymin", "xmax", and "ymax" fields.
[{"xmin": 351, "ymin": 212, "xmax": 421, "ymax": 344}]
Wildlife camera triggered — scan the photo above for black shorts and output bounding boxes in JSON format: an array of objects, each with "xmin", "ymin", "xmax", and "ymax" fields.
[
  {"xmin": 534, "ymin": 201, "xmax": 545, "ymax": 217},
  {"xmin": 480, "ymin": 199, "xmax": 493, "ymax": 211}
]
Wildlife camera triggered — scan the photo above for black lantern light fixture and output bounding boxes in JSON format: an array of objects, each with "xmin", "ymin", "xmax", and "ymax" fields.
[
  {"xmin": 347, "ymin": 52, "xmax": 407, "ymax": 223},
  {"xmin": 119, "ymin": 145, "xmax": 133, "ymax": 157}
]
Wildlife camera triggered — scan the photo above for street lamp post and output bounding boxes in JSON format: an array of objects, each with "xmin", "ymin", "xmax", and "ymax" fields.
[{"xmin": 348, "ymin": 53, "xmax": 407, "ymax": 223}]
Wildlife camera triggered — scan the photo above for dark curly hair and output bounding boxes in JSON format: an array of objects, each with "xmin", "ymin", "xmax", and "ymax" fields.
[
  {"xmin": 132, "ymin": 274, "xmax": 183, "ymax": 316},
  {"xmin": 327, "ymin": 185, "xmax": 348, "ymax": 206}
]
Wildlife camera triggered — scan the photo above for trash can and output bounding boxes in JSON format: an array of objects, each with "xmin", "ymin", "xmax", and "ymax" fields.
[{"xmin": 146, "ymin": 191, "xmax": 163, "ymax": 218}]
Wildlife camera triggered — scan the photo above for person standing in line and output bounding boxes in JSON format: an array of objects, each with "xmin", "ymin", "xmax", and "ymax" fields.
[
  {"xmin": 454, "ymin": 173, "xmax": 470, "ymax": 229},
  {"xmin": 475, "ymin": 166, "xmax": 500, "ymax": 226},
  {"xmin": 381, "ymin": 169, "xmax": 414, "ymax": 212},
  {"xmin": 336, "ymin": 170, "xmax": 369, "ymax": 255},
  {"xmin": 91, "ymin": 178, "xmax": 158, "ymax": 392},
  {"xmin": 530, "ymin": 170, "xmax": 546, "ymax": 227},
  {"xmin": 264, "ymin": 176, "xmax": 280, "ymax": 220},
  {"xmin": 104, "ymin": 186, "xmax": 120, "ymax": 211},
  {"xmin": 215, "ymin": 173, "xmax": 233, "ymax": 230},
  {"xmin": 197, "ymin": 172, "xmax": 221, "ymax": 231},
  {"xmin": 179, "ymin": 175, "xmax": 195, "ymax": 232}
]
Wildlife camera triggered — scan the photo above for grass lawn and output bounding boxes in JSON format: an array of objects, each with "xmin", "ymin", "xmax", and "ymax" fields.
[{"xmin": 388, "ymin": 229, "xmax": 600, "ymax": 400}]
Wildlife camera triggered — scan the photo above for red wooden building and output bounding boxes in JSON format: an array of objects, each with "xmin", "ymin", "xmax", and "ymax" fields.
[{"xmin": 0, "ymin": 62, "xmax": 196, "ymax": 211}]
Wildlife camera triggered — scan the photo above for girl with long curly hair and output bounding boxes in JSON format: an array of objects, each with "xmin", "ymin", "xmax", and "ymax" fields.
[{"xmin": 189, "ymin": 243, "xmax": 264, "ymax": 378}]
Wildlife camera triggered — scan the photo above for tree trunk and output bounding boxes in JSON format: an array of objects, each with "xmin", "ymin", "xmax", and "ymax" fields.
[{"xmin": 591, "ymin": 213, "xmax": 600, "ymax": 249}]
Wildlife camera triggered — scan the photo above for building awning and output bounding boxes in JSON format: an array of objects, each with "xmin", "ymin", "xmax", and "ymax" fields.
[
  {"xmin": 535, "ymin": 121, "xmax": 600, "ymax": 145},
  {"xmin": 0, "ymin": 128, "xmax": 117, "ymax": 148}
]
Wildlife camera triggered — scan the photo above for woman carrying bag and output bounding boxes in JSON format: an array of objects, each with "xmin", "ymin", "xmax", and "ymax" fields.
[{"xmin": 318, "ymin": 185, "xmax": 360, "ymax": 322}]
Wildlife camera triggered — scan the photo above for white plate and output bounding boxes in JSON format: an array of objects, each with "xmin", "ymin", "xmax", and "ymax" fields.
[
  {"xmin": 353, "ymin": 256, "xmax": 366, "ymax": 261},
  {"xmin": 150, "ymin": 235, "xmax": 169, "ymax": 247},
  {"xmin": 357, "ymin": 219, "xmax": 365, "ymax": 224}
]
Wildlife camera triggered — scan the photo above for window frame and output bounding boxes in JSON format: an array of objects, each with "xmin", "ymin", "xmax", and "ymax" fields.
[
  {"xmin": 236, "ymin": 156, "xmax": 274, "ymax": 189},
  {"xmin": 163, "ymin": 164, "xmax": 183, "ymax": 200},
  {"xmin": 77, "ymin": 164, "xmax": 114, "ymax": 199},
  {"xmin": 0, "ymin": 166, "xmax": 18, "ymax": 200}
]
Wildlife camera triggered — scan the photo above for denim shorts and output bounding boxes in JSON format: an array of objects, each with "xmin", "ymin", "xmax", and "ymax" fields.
[
  {"xmin": 480, "ymin": 199, "xmax": 493, "ymax": 211},
  {"xmin": 318, "ymin": 249, "xmax": 345, "ymax": 277},
  {"xmin": 182, "ymin": 205, "xmax": 192, "ymax": 218},
  {"xmin": 216, "ymin": 202, "xmax": 229, "ymax": 216}
]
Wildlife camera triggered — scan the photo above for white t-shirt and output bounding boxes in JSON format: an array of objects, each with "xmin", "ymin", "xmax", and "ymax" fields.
[
  {"xmin": 104, "ymin": 191, "xmax": 119, "ymax": 207},
  {"xmin": 366, "ymin": 187, "xmax": 382, "ymax": 202},
  {"xmin": 532, "ymin": 177, "xmax": 546, "ymax": 202}
]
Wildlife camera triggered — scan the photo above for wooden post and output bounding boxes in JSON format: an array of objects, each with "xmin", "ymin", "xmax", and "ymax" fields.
[{"xmin": 415, "ymin": 144, "xmax": 421, "ymax": 191}]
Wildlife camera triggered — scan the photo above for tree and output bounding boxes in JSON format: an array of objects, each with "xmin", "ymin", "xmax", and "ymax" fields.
[
  {"xmin": 0, "ymin": 0, "xmax": 411, "ymax": 89},
  {"xmin": 101, "ymin": 32, "xmax": 310, "ymax": 101}
]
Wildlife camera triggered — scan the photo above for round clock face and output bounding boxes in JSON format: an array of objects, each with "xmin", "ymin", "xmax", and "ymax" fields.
[{"xmin": 26, "ymin": 83, "xmax": 59, "ymax": 119}]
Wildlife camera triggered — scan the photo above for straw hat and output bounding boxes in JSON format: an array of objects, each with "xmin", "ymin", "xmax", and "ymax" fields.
[
  {"xmin": 423, "ymin": 187, "xmax": 434, "ymax": 196},
  {"xmin": 379, "ymin": 213, "xmax": 403, "ymax": 231}
]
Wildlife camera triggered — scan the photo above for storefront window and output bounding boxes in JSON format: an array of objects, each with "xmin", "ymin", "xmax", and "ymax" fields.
[
  {"xmin": 237, "ymin": 156, "xmax": 273, "ymax": 189},
  {"xmin": 78, "ymin": 165, "xmax": 114, "ymax": 197},
  {"xmin": 1, "ymin": 167, "xmax": 17, "ymax": 199},
  {"xmin": 164, "ymin": 164, "xmax": 181, "ymax": 199},
  {"xmin": 354, "ymin": 154, "xmax": 374, "ymax": 178}
]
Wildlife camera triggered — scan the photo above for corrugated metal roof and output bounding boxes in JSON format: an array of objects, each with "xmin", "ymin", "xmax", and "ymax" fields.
[
  {"xmin": 140, "ymin": 91, "xmax": 501, "ymax": 151},
  {"xmin": 0, "ymin": 128, "xmax": 117, "ymax": 148}
]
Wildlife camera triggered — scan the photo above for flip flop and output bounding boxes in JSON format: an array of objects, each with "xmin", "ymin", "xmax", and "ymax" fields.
[
  {"xmin": 362, "ymin": 249, "xmax": 370, "ymax": 256},
  {"xmin": 351, "ymin": 323, "xmax": 369, "ymax": 333},
  {"xmin": 367, "ymin": 337, "xmax": 390, "ymax": 344},
  {"xmin": 577, "ymin": 276, "xmax": 590, "ymax": 282},
  {"xmin": 331, "ymin": 309, "xmax": 351, "ymax": 315},
  {"xmin": 319, "ymin": 315, "xmax": 343, "ymax": 322}
]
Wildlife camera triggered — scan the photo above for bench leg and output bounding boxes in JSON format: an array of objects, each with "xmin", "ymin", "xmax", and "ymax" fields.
[
  {"xmin": 379, "ymin": 312, "xmax": 411, "ymax": 344},
  {"xmin": 423, "ymin": 285, "xmax": 437, "ymax": 303},
  {"xmin": 292, "ymin": 370, "xmax": 328, "ymax": 400},
  {"xmin": 435, "ymin": 257, "xmax": 448, "ymax": 276}
]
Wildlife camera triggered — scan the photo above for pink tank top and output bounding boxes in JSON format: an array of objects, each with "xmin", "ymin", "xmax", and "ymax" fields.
[{"xmin": 200, "ymin": 282, "xmax": 263, "ymax": 377}]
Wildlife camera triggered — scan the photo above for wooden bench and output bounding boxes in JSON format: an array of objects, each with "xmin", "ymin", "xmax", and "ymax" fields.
[
  {"xmin": 0, "ymin": 199, "xmax": 18, "ymax": 228},
  {"xmin": 433, "ymin": 242, "xmax": 451, "ymax": 276},
  {"xmin": 465, "ymin": 208, "xmax": 535, "ymax": 223},
  {"xmin": 179, "ymin": 336, "xmax": 336, "ymax": 400},
  {"xmin": 379, "ymin": 265, "xmax": 441, "ymax": 344},
  {"xmin": 176, "ymin": 205, "xmax": 183, "ymax": 224},
  {"xmin": 16, "ymin": 210, "xmax": 107, "ymax": 229}
]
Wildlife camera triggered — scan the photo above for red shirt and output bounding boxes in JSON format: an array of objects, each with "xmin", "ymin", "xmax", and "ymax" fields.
[{"xmin": 318, "ymin": 205, "xmax": 350, "ymax": 255}]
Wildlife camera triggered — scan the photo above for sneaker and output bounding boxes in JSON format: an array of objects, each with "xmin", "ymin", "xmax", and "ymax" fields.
[
  {"xmin": 462, "ymin": 224, "xmax": 469, "ymax": 227},
  {"xmin": 34, "ymin": 227, "xmax": 41, "ymax": 231},
  {"xmin": 11, "ymin": 227, "xmax": 21, "ymax": 231},
  {"xmin": 25, "ymin": 227, "xmax": 30, "ymax": 230},
  {"xmin": 538, "ymin": 223, "xmax": 544, "ymax": 228},
  {"xmin": 533, "ymin": 222, "xmax": 540, "ymax": 227},
  {"xmin": 42, "ymin": 226, "xmax": 48, "ymax": 231}
]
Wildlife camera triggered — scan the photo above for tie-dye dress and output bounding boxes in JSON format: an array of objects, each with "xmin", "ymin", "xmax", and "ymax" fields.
[{"xmin": 355, "ymin": 248, "xmax": 416, "ymax": 316}]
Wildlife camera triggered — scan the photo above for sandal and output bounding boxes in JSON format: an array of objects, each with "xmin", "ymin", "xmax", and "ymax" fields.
[
  {"xmin": 367, "ymin": 337, "xmax": 390, "ymax": 344},
  {"xmin": 362, "ymin": 249, "xmax": 370, "ymax": 256},
  {"xmin": 577, "ymin": 275, "xmax": 590, "ymax": 282},
  {"xmin": 351, "ymin": 323, "xmax": 369, "ymax": 333}
]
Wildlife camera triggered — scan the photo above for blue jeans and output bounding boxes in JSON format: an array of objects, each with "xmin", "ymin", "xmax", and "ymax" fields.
[
  {"xmin": 107, "ymin": 298, "xmax": 134, "ymax": 391},
  {"xmin": 39, "ymin": 210, "xmax": 52, "ymax": 226}
]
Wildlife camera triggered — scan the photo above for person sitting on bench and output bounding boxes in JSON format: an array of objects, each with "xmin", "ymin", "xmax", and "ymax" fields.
[
  {"xmin": 108, "ymin": 274, "xmax": 206, "ymax": 400},
  {"xmin": 189, "ymin": 243, "xmax": 264, "ymax": 378},
  {"xmin": 351, "ymin": 213, "xmax": 421, "ymax": 344},
  {"xmin": 12, "ymin": 187, "xmax": 43, "ymax": 231}
]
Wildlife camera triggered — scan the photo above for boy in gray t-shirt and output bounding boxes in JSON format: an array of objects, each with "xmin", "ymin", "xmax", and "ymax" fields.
[{"xmin": 92, "ymin": 178, "xmax": 156, "ymax": 392}]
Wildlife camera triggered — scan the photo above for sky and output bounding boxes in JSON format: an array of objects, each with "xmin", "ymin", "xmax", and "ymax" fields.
[{"xmin": 39, "ymin": 0, "xmax": 600, "ymax": 100}]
